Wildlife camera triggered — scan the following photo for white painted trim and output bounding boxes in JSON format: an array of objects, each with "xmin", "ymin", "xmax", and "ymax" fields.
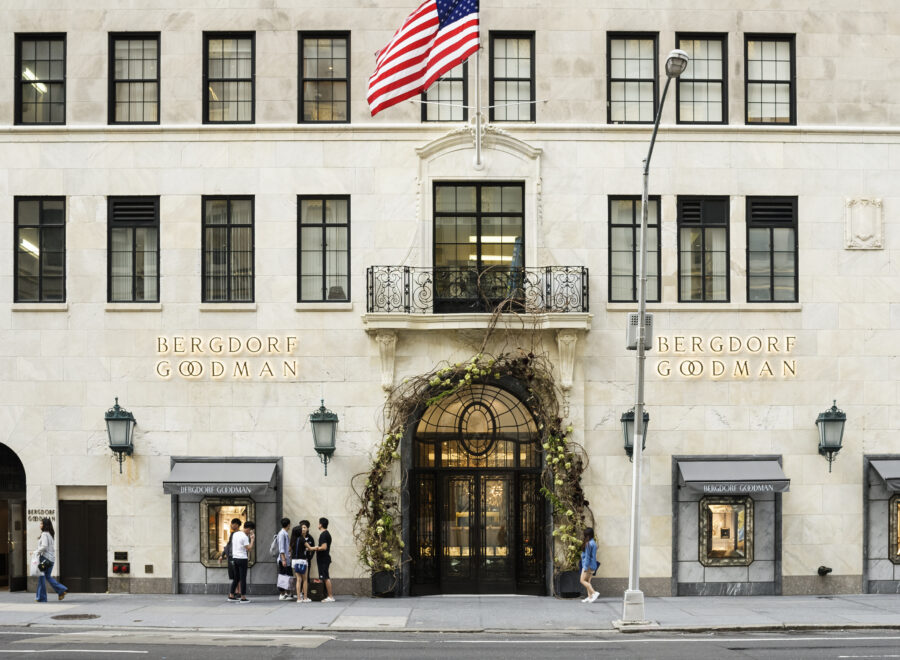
[
  {"xmin": 11, "ymin": 303, "xmax": 68, "ymax": 312},
  {"xmin": 606, "ymin": 303, "xmax": 802, "ymax": 312},
  {"xmin": 294, "ymin": 302, "xmax": 354, "ymax": 312},
  {"xmin": 198, "ymin": 303, "xmax": 258, "ymax": 312},
  {"xmin": 105, "ymin": 303, "xmax": 163, "ymax": 312}
]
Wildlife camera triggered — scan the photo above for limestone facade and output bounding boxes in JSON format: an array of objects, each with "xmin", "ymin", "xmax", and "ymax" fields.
[{"xmin": 1, "ymin": 1, "xmax": 899, "ymax": 596}]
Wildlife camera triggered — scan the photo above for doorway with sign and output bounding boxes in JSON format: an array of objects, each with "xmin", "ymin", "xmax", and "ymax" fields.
[
  {"xmin": 410, "ymin": 384, "xmax": 546, "ymax": 595},
  {"xmin": 0, "ymin": 443, "xmax": 27, "ymax": 592}
]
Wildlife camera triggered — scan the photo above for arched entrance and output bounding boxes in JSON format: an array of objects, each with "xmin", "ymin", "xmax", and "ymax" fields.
[
  {"xmin": 410, "ymin": 384, "xmax": 545, "ymax": 595},
  {"xmin": 0, "ymin": 443, "xmax": 27, "ymax": 591}
]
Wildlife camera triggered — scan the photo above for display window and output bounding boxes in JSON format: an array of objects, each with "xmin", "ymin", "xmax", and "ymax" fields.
[
  {"xmin": 890, "ymin": 494, "xmax": 900, "ymax": 564},
  {"xmin": 699, "ymin": 496, "xmax": 753, "ymax": 566},
  {"xmin": 199, "ymin": 498, "xmax": 255, "ymax": 568}
]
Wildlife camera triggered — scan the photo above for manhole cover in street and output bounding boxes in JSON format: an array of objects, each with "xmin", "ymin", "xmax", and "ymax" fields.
[{"xmin": 51, "ymin": 614, "xmax": 100, "ymax": 620}]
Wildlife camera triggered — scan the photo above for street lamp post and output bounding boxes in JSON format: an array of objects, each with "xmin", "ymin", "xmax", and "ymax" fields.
[{"xmin": 621, "ymin": 48, "xmax": 689, "ymax": 625}]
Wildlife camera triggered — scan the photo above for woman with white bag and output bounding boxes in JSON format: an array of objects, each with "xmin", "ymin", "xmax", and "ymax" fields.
[
  {"xmin": 290, "ymin": 520, "xmax": 315, "ymax": 603},
  {"xmin": 35, "ymin": 518, "xmax": 67, "ymax": 602}
]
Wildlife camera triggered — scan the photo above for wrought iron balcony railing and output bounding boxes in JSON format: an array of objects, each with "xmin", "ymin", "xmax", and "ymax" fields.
[{"xmin": 367, "ymin": 266, "xmax": 589, "ymax": 314}]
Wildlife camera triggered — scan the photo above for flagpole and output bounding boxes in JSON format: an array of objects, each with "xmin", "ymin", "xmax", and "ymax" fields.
[{"xmin": 473, "ymin": 25, "xmax": 483, "ymax": 170}]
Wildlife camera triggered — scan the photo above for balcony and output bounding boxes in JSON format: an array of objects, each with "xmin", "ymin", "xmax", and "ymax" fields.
[{"xmin": 366, "ymin": 266, "xmax": 589, "ymax": 314}]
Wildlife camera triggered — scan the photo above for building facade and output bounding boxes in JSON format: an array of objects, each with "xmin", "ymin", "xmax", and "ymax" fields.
[{"xmin": 1, "ymin": 1, "xmax": 899, "ymax": 597}]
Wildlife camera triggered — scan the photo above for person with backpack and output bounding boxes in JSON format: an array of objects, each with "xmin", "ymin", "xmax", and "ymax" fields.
[
  {"xmin": 275, "ymin": 518, "xmax": 293, "ymax": 600},
  {"xmin": 579, "ymin": 527, "xmax": 600, "ymax": 603},
  {"xmin": 290, "ymin": 520, "xmax": 315, "ymax": 603}
]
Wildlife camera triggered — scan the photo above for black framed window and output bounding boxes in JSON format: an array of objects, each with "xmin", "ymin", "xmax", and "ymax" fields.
[
  {"xmin": 300, "ymin": 32, "xmax": 349, "ymax": 123},
  {"xmin": 15, "ymin": 34, "xmax": 66, "ymax": 125},
  {"xmin": 745, "ymin": 34, "xmax": 795, "ymax": 125},
  {"xmin": 202, "ymin": 196, "xmax": 254, "ymax": 302},
  {"xmin": 609, "ymin": 196, "xmax": 660, "ymax": 303},
  {"xmin": 422, "ymin": 63, "xmax": 468, "ymax": 122},
  {"xmin": 747, "ymin": 196, "xmax": 797, "ymax": 303},
  {"xmin": 108, "ymin": 197, "xmax": 160, "ymax": 302},
  {"xmin": 203, "ymin": 33, "xmax": 254, "ymax": 124},
  {"xmin": 699, "ymin": 496, "xmax": 753, "ymax": 567},
  {"xmin": 676, "ymin": 34, "xmax": 726, "ymax": 124},
  {"xmin": 607, "ymin": 33, "xmax": 657, "ymax": 124},
  {"xmin": 200, "ymin": 498, "xmax": 255, "ymax": 568},
  {"xmin": 678, "ymin": 196, "xmax": 729, "ymax": 302},
  {"xmin": 14, "ymin": 197, "xmax": 65, "ymax": 302},
  {"xmin": 109, "ymin": 33, "xmax": 160, "ymax": 124},
  {"xmin": 298, "ymin": 196, "xmax": 350, "ymax": 302},
  {"xmin": 489, "ymin": 32, "xmax": 535, "ymax": 122}
]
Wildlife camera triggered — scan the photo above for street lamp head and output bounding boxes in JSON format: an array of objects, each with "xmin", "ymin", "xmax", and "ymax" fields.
[{"xmin": 665, "ymin": 49, "xmax": 690, "ymax": 78}]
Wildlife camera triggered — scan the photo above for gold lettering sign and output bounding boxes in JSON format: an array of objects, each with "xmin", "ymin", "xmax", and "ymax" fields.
[
  {"xmin": 155, "ymin": 336, "xmax": 300, "ymax": 380},
  {"xmin": 654, "ymin": 335, "xmax": 797, "ymax": 380}
]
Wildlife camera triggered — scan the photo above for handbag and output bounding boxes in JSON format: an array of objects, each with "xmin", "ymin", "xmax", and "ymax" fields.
[
  {"xmin": 37, "ymin": 556, "xmax": 51, "ymax": 572},
  {"xmin": 308, "ymin": 578, "xmax": 325, "ymax": 602}
]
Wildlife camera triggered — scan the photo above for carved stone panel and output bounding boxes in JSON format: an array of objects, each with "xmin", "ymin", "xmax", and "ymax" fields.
[{"xmin": 845, "ymin": 198, "xmax": 884, "ymax": 249}]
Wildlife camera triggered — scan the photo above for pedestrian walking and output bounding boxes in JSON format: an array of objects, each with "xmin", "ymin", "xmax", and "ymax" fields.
[
  {"xmin": 35, "ymin": 518, "xmax": 67, "ymax": 602},
  {"xmin": 220, "ymin": 518, "xmax": 241, "ymax": 598},
  {"xmin": 276, "ymin": 517, "xmax": 293, "ymax": 600},
  {"xmin": 228, "ymin": 519, "xmax": 254, "ymax": 602},
  {"xmin": 290, "ymin": 520, "xmax": 315, "ymax": 603},
  {"xmin": 314, "ymin": 517, "xmax": 334, "ymax": 602},
  {"xmin": 579, "ymin": 527, "xmax": 599, "ymax": 603}
]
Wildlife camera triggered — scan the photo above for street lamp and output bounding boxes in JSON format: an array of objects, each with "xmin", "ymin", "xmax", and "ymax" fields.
[
  {"xmin": 620, "ymin": 408, "xmax": 649, "ymax": 460},
  {"xmin": 816, "ymin": 400, "xmax": 846, "ymax": 472},
  {"xmin": 621, "ymin": 48, "xmax": 689, "ymax": 626},
  {"xmin": 310, "ymin": 399, "xmax": 338, "ymax": 476},
  {"xmin": 105, "ymin": 397, "xmax": 136, "ymax": 474}
]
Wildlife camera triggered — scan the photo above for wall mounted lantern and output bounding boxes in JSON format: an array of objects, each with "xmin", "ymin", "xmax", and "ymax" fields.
[
  {"xmin": 105, "ymin": 397, "xmax": 136, "ymax": 473},
  {"xmin": 310, "ymin": 399, "xmax": 338, "ymax": 476},
  {"xmin": 620, "ymin": 408, "xmax": 649, "ymax": 461},
  {"xmin": 816, "ymin": 400, "xmax": 846, "ymax": 472}
]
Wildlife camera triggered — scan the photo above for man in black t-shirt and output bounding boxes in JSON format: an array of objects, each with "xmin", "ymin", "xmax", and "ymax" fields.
[{"xmin": 315, "ymin": 517, "xmax": 334, "ymax": 602}]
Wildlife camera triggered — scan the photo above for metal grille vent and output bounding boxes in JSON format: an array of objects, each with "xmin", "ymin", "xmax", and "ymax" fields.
[
  {"xmin": 748, "ymin": 198, "xmax": 795, "ymax": 223},
  {"xmin": 110, "ymin": 198, "xmax": 157, "ymax": 223}
]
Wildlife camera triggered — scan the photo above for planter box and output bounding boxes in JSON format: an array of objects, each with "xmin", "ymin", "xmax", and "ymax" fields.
[
  {"xmin": 371, "ymin": 570, "xmax": 398, "ymax": 598},
  {"xmin": 554, "ymin": 570, "xmax": 584, "ymax": 599}
]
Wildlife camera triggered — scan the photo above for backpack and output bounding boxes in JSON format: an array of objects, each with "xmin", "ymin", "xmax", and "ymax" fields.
[{"xmin": 269, "ymin": 533, "xmax": 279, "ymax": 558}]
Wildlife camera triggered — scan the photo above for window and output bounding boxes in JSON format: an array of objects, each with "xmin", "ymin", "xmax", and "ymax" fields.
[
  {"xmin": 300, "ymin": 33, "xmax": 349, "ymax": 123},
  {"xmin": 676, "ymin": 34, "xmax": 726, "ymax": 124},
  {"xmin": 14, "ymin": 197, "xmax": 65, "ymax": 302},
  {"xmin": 608, "ymin": 33, "xmax": 657, "ymax": 124},
  {"xmin": 678, "ymin": 196, "xmax": 729, "ymax": 302},
  {"xmin": 200, "ymin": 498, "xmax": 255, "ymax": 568},
  {"xmin": 746, "ymin": 197, "xmax": 797, "ymax": 303},
  {"xmin": 608, "ymin": 196, "xmax": 660, "ymax": 303},
  {"xmin": 203, "ymin": 33, "xmax": 254, "ymax": 123},
  {"xmin": 699, "ymin": 496, "xmax": 753, "ymax": 567},
  {"xmin": 108, "ymin": 197, "xmax": 160, "ymax": 302},
  {"xmin": 489, "ymin": 33, "xmax": 535, "ymax": 122},
  {"xmin": 202, "ymin": 196, "xmax": 254, "ymax": 302},
  {"xmin": 745, "ymin": 35, "xmax": 795, "ymax": 124},
  {"xmin": 15, "ymin": 34, "xmax": 65, "ymax": 125},
  {"xmin": 298, "ymin": 196, "xmax": 350, "ymax": 302},
  {"xmin": 434, "ymin": 183, "xmax": 524, "ymax": 312},
  {"xmin": 890, "ymin": 494, "xmax": 900, "ymax": 564},
  {"xmin": 422, "ymin": 63, "xmax": 468, "ymax": 122},
  {"xmin": 109, "ymin": 34, "xmax": 159, "ymax": 124}
]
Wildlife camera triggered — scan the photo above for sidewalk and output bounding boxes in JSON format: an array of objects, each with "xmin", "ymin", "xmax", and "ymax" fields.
[{"xmin": 1, "ymin": 592, "xmax": 900, "ymax": 633}]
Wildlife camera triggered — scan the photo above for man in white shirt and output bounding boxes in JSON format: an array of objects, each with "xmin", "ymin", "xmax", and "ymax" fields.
[{"xmin": 228, "ymin": 519, "xmax": 254, "ymax": 602}]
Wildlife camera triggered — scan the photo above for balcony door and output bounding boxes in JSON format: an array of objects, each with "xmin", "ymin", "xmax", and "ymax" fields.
[
  {"xmin": 411, "ymin": 384, "xmax": 545, "ymax": 595},
  {"xmin": 433, "ymin": 182, "xmax": 524, "ymax": 313}
]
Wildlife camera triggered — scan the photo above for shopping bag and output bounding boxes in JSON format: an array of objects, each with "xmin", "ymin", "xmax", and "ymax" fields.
[
  {"xmin": 276, "ymin": 573, "xmax": 292, "ymax": 590},
  {"xmin": 29, "ymin": 551, "xmax": 41, "ymax": 577},
  {"xmin": 308, "ymin": 578, "xmax": 325, "ymax": 602}
]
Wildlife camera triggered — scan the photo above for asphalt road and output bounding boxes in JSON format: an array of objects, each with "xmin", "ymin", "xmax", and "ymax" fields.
[{"xmin": 3, "ymin": 627, "xmax": 900, "ymax": 659}]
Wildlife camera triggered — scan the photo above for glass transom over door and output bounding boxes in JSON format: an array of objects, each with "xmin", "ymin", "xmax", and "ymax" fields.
[{"xmin": 412, "ymin": 384, "xmax": 545, "ymax": 595}]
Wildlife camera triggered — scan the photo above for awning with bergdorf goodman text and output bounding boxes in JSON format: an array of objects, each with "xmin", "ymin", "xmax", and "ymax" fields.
[
  {"xmin": 677, "ymin": 459, "xmax": 790, "ymax": 495},
  {"xmin": 162, "ymin": 461, "xmax": 277, "ymax": 496}
]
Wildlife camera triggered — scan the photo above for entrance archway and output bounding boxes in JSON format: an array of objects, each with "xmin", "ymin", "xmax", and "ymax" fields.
[
  {"xmin": 409, "ymin": 384, "xmax": 545, "ymax": 595},
  {"xmin": 0, "ymin": 443, "xmax": 27, "ymax": 591}
]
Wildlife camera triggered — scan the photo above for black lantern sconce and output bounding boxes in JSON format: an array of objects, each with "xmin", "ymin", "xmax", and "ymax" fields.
[
  {"xmin": 816, "ymin": 400, "xmax": 846, "ymax": 472},
  {"xmin": 310, "ymin": 399, "xmax": 338, "ymax": 476},
  {"xmin": 105, "ymin": 397, "xmax": 136, "ymax": 473},
  {"xmin": 620, "ymin": 408, "xmax": 649, "ymax": 461}
]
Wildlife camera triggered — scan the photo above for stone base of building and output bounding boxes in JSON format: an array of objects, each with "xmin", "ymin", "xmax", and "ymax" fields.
[
  {"xmin": 591, "ymin": 577, "xmax": 671, "ymax": 597},
  {"xmin": 109, "ymin": 577, "xmax": 172, "ymax": 594},
  {"xmin": 783, "ymin": 575, "xmax": 861, "ymax": 595}
]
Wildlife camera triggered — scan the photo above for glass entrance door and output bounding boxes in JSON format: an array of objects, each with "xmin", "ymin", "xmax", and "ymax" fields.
[{"xmin": 8, "ymin": 501, "xmax": 25, "ymax": 591}]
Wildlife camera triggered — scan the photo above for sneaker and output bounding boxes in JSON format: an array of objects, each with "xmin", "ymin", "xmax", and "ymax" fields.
[
  {"xmin": 227, "ymin": 595, "xmax": 239, "ymax": 602},
  {"xmin": 580, "ymin": 596, "xmax": 591, "ymax": 603},
  {"xmin": 302, "ymin": 598, "xmax": 312, "ymax": 603},
  {"xmin": 278, "ymin": 594, "xmax": 287, "ymax": 601},
  {"xmin": 58, "ymin": 591, "xmax": 66, "ymax": 601},
  {"xmin": 240, "ymin": 598, "xmax": 251, "ymax": 603},
  {"xmin": 322, "ymin": 596, "xmax": 335, "ymax": 603},
  {"xmin": 589, "ymin": 592, "xmax": 599, "ymax": 603}
]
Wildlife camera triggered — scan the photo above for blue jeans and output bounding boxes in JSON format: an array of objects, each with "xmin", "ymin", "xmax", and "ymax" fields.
[{"xmin": 36, "ymin": 560, "xmax": 67, "ymax": 602}]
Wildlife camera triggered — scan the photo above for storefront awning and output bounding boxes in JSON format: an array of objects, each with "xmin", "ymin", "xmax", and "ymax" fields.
[
  {"xmin": 163, "ymin": 461, "xmax": 277, "ymax": 496},
  {"xmin": 678, "ymin": 460, "xmax": 790, "ymax": 494},
  {"xmin": 870, "ymin": 460, "xmax": 900, "ymax": 492}
]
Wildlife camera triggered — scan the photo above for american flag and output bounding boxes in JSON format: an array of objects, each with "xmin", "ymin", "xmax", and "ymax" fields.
[{"xmin": 367, "ymin": 0, "xmax": 480, "ymax": 116}]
